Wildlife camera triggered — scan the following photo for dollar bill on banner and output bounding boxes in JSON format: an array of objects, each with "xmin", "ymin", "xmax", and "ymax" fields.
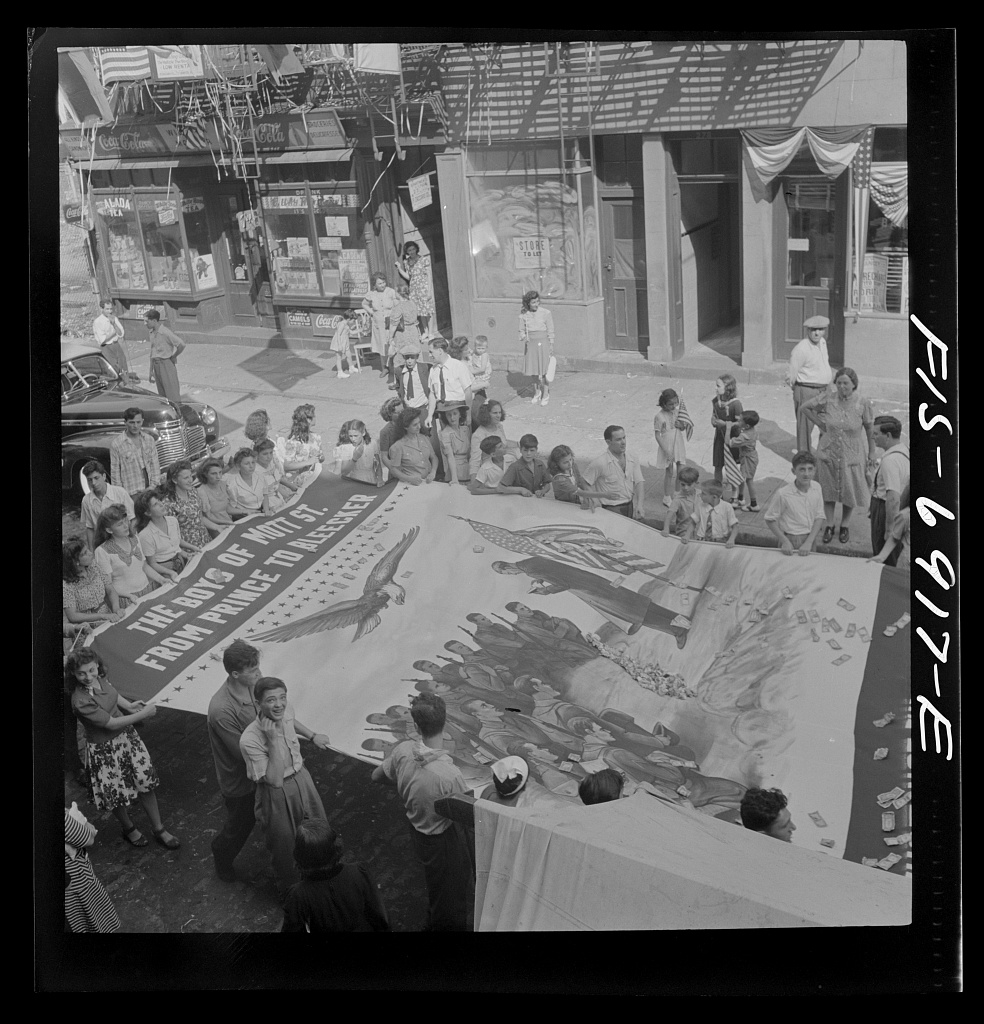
[{"xmin": 85, "ymin": 474, "xmax": 910, "ymax": 870}]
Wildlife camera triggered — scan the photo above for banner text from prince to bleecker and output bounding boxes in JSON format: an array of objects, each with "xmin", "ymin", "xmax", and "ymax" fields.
[{"xmin": 117, "ymin": 494, "xmax": 382, "ymax": 672}]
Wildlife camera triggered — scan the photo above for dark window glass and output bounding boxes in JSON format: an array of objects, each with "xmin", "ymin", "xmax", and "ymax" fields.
[{"xmin": 872, "ymin": 127, "xmax": 906, "ymax": 162}]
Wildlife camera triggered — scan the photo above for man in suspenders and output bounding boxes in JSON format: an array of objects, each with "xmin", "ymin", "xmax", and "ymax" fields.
[{"xmin": 870, "ymin": 416, "xmax": 910, "ymax": 567}]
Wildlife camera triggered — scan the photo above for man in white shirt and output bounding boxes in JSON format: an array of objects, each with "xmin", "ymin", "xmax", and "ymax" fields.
[
  {"xmin": 425, "ymin": 338, "xmax": 474, "ymax": 427},
  {"xmin": 786, "ymin": 315, "xmax": 833, "ymax": 454},
  {"xmin": 80, "ymin": 460, "xmax": 135, "ymax": 550},
  {"xmin": 426, "ymin": 338, "xmax": 474, "ymax": 480},
  {"xmin": 870, "ymin": 416, "xmax": 910, "ymax": 567},
  {"xmin": 238, "ymin": 677, "xmax": 331, "ymax": 898},
  {"xmin": 92, "ymin": 299, "xmax": 130, "ymax": 377},
  {"xmin": 581, "ymin": 425, "xmax": 644, "ymax": 519}
]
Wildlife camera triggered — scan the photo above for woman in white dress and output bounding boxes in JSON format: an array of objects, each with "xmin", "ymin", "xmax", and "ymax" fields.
[
  {"xmin": 362, "ymin": 272, "xmax": 399, "ymax": 378},
  {"xmin": 519, "ymin": 290, "xmax": 555, "ymax": 406},
  {"xmin": 226, "ymin": 447, "xmax": 271, "ymax": 515},
  {"xmin": 93, "ymin": 503, "xmax": 168, "ymax": 606},
  {"xmin": 274, "ymin": 404, "xmax": 324, "ymax": 487},
  {"xmin": 135, "ymin": 489, "xmax": 200, "ymax": 579}
]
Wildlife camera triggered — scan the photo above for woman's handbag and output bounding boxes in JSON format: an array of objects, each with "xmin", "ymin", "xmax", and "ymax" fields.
[{"xmin": 545, "ymin": 355, "xmax": 557, "ymax": 383}]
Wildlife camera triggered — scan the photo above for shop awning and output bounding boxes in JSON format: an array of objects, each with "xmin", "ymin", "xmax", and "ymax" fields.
[
  {"xmin": 69, "ymin": 154, "xmax": 219, "ymax": 170},
  {"xmin": 259, "ymin": 148, "xmax": 354, "ymax": 165}
]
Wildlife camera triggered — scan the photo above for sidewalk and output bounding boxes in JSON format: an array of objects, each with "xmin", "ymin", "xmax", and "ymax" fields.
[{"xmin": 117, "ymin": 338, "xmax": 909, "ymax": 560}]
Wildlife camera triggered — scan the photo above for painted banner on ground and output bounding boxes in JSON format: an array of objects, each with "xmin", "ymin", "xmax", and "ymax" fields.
[{"xmin": 89, "ymin": 473, "xmax": 910, "ymax": 871}]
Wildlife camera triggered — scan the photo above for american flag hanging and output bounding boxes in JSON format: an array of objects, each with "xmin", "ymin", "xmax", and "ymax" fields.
[
  {"xmin": 177, "ymin": 120, "xmax": 213, "ymax": 151},
  {"xmin": 723, "ymin": 444, "xmax": 744, "ymax": 490},
  {"xmin": 851, "ymin": 126, "xmax": 875, "ymax": 189},
  {"xmin": 675, "ymin": 398, "xmax": 695, "ymax": 441},
  {"xmin": 97, "ymin": 47, "xmax": 152, "ymax": 84}
]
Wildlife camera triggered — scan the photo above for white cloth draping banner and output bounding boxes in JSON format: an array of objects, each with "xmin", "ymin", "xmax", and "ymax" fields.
[
  {"xmin": 870, "ymin": 162, "xmax": 908, "ymax": 227},
  {"xmin": 473, "ymin": 792, "xmax": 911, "ymax": 931},
  {"xmin": 741, "ymin": 125, "xmax": 871, "ymax": 186}
]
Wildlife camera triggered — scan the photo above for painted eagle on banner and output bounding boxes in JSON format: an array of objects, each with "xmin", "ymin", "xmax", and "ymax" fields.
[{"xmin": 251, "ymin": 528, "xmax": 419, "ymax": 644}]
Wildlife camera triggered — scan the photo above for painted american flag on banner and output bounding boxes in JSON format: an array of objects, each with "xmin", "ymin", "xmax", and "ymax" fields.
[
  {"xmin": 97, "ymin": 47, "xmax": 152, "ymax": 84},
  {"xmin": 448, "ymin": 517, "xmax": 667, "ymax": 576}
]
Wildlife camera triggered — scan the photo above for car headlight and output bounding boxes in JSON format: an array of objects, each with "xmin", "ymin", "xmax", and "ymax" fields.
[{"xmin": 201, "ymin": 407, "xmax": 218, "ymax": 426}]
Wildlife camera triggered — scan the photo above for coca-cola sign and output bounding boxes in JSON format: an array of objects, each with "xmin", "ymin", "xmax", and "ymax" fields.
[
  {"xmin": 98, "ymin": 130, "xmax": 158, "ymax": 154},
  {"xmin": 251, "ymin": 121, "xmax": 287, "ymax": 146}
]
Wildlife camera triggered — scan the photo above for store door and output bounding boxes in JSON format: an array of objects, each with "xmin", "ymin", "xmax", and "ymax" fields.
[
  {"xmin": 602, "ymin": 196, "xmax": 649, "ymax": 353},
  {"xmin": 774, "ymin": 175, "xmax": 847, "ymax": 365},
  {"xmin": 218, "ymin": 191, "xmax": 275, "ymax": 326}
]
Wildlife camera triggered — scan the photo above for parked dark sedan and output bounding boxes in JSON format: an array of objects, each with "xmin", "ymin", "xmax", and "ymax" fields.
[{"xmin": 61, "ymin": 340, "xmax": 228, "ymax": 495}]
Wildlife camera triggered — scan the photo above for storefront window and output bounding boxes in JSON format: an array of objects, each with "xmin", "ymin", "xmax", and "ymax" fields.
[
  {"xmin": 466, "ymin": 142, "xmax": 596, "ymax": 302},
  {"xmin": 137, "ymin": 196, "xmax": 190, "ymax": 292},
  {"xmin": 260, "ymin": 183, "xmax": 366, "ymax": 301},
  {"xmin": 263, "ymin": 196, "xmax": 320, "ymax": 296},
  {"xmin": 855, "ymin": 130, "xmax": 908, "ymax": 314},
  {"xmin": 96, "ymin": 194, "xmax": 148, "ymax": 291},
  {"xmin": 93, "ymin": 185, "xmax": 220, "ymax": 297}
]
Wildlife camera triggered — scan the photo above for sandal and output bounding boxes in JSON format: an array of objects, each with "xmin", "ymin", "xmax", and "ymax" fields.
[
  {"xmin": 122, "ymin": 827, "xmax": 149, "ymax": 848},
  {"xmin": 152, "ymin": 826, "xmax": 181, "ymax": 850},
  {"xmin": 822, "ymin": 525, "xmax": 835, "ymax": 544},
  {"xmin": 839, "ymin": 526, "xmax": 850, "ymax": 544}
]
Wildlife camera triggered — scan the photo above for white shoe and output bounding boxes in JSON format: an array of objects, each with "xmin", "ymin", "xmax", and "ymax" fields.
[
  {"xmin": 540, "ymin": 394, "xmax": 550, "ymax": 406},
  {"xmin": 349, "ymin": 366, "xmax": 361, "ymax": 373},
  {"xmin": 336, "ymin": 371, "xmax": 350, "ymax": 379},
  {"xmin": 531, "ymin": 389, "xmax": 542, "ymax": 405}
]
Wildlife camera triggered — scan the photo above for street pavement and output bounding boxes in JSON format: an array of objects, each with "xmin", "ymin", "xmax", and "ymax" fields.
[{"xmin": 59, "ymin": 341, "xmax": 909, "ymax": 933}]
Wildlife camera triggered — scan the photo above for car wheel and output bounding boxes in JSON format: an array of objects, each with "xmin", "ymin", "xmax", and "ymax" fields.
[{"xmin": 78, "ymin": 466, "xmax": 92, "ymax": 495}]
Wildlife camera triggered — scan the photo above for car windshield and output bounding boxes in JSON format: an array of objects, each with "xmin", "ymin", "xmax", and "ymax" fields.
[{"xmin": 61, "ymin": 354, "xmax": 118, "ymax": 397}]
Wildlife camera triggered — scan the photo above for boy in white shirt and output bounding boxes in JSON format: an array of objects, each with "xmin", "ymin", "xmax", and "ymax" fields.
[
  {"xmin": 764, "ymin": 452, "xmax": 825, "ymax": 556},
  {"xmin": 691, "ymin": 480, "xmax": 739, "ymax": 547}
]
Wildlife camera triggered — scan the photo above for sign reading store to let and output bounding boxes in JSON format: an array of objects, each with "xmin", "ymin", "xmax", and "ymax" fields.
[{"xmin": 513, "ymin": 236, "xmax": 550, "ymax": 269}]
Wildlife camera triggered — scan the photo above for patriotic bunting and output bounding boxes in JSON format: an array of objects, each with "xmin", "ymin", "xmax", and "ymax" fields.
[{"xmin": 97, "ymin": 47, "xmax": 152, "ymax": 84}]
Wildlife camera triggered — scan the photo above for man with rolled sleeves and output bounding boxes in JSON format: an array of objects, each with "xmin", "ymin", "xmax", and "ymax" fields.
[
  {"xmin": 787, "ymin": 315, "xmax": 833, "ymax": 454},
  {"xmin": 207, "ymin": 640, "xmax": 262, "ymax": 882},
  {"xmin": 870, "ymin": 415, "xmax": 910, "ymax": 567}
]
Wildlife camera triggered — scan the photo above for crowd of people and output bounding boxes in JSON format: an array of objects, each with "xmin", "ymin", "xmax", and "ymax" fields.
[{"xmin": 62, "ymin": 302, "xmax": 910, "ymax": 932}]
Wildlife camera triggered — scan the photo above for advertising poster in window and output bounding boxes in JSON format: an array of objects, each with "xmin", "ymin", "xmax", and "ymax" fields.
[
  {"xmin": 338, "ymin": 248, "xmax": 370, "ymax": 296},
  {"xmin": 324, "ymin": 216, "xmax": 349, "ymax": 236},
  {"xmin": 192, "ymin": 252, "xmax": 218, "ymax": 289},
  {"xmin": 860, "ymin": 253, "xmax": 889, "ymax": 312}
]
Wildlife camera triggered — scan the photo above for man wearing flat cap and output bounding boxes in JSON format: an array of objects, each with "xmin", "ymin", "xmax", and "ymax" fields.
[{"xmin": 786, "ymin": 315, "xmax": 833, "ymax": 454}]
